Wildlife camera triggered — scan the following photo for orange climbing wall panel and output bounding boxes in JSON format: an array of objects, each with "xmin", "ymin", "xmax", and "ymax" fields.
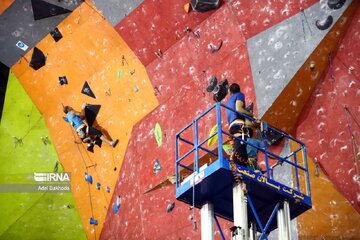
[
  {"xmin": 0, "ymin": 0, "xmax": 13, "ymax": 14},
  {"xmin": 290, "ymin": 142, "xmax": 360, "ymax": 239},
  {"xmin": 11, "ymin": 3, "xmax": 158, "ymax": 240}
]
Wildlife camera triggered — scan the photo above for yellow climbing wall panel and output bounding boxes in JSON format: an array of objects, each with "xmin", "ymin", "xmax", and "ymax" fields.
[
  {"xmin": 290, "ymin": 141, "xmax": 360, "ymax": 239},
  {"xmin": 11, "ymin": 3, "xmax": 158, "ymax": 239}
]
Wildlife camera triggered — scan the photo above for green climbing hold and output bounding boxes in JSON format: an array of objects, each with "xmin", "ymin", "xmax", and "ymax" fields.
[
  {"xmin": 222, "ymin": 144, "xmax": 233, "ymax": 155},
  {"xmin": 117, "ymin": 70, "xmax": 122, "ymax": 79},
  {"xmin": 154, "ymin": 123, "xmax": 162, "ymax": 147}
]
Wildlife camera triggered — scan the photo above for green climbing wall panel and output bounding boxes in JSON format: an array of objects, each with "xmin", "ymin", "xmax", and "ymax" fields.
[{"xmin": 0, "ymin": 72, "xmax": 86, "ymax": 240}]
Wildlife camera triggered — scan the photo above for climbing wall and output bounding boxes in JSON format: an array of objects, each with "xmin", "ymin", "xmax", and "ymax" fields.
[
  {"xmin": 0, "ymin": 0, "xmax": 359, "ymax": 239},
  {"xmin": 11, "ymin": 2, "xmax": 158, "ymax": 239},
  {"xmin": 0, "ymin": 72, "xmax": 86, "ymax": 239},
  {"xmin": 295, "ymin": 3, "xmax": 360, "ymax": 232},
  {"xmin": 102, "ymin": 0, "xmax": 360, "ymax": 239}
]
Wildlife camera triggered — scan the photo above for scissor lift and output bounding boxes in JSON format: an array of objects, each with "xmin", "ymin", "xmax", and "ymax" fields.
[{"xmin": 175, "ymin": 103, "xmax": 312, "ymax": 240}]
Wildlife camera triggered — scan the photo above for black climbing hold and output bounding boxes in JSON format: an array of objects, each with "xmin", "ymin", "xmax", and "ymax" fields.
[
  {"xmin": 50, "ymin": 27, "xmax": 63, "ymax": 42},
  {"xmin": 315, "ymin": 15, "xmax": 333, "ymax": 31},
  {"xmin": 81, "ymin": 81, "xmax": 96, "ymax": 99},
  {"xmin": 58, "ymin": 76, "xmax": 68, "ymax": 85},
  {"xmin": 29, "ymin": 47, "xmax": 46, "ymax": 70},
  {"xmin": 31, "ymin": 0, "xmax": 72, "ymax": 21},
  {"xmin": 166, "ymin": 202, "xmax": 175, "ymax": 213},
  {"xmin": 84, "ymin": 104, "xmax": 101, "ymax": 127},
  {"xmin": 191, "ymin": 0, "xmax": 220, "ymax": 12},
  {"xmin": 206, "ymin": 75, "xmax": 217, "ymax": 93},
  {"xmin": 327, "ymin": 0, "xmax": 346, "ymax": 10}
]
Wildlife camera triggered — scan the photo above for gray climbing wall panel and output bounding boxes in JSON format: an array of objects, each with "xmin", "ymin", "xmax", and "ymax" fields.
[
  {"xmin": 90, "ymin": 0, "xmax": 144, "ymax": 26},
  {"xmin": 0, "ymin": 0, "xmax": 81, "ymax": 67},
  {"xmin": 247, "ymin": 0, "xmax": 352, "ymax": 118}
]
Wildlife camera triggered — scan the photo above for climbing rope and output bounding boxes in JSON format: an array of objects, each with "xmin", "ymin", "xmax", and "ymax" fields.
[
  {"xmin": 66, "ymin": 123, "xmax": 97, "ymax": 239},
  {"xmin": 344, "ymin": 106, "xmax": 360, "ymax": 181}
]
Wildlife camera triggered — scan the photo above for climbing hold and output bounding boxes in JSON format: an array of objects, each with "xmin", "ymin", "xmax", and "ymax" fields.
[
  {"xmin": 40, "ymin": 136, "xmax": 50, "ymax": 145},
  {"xmin": 154, "ymin": 123, "xmax": 163, "ymax": 147},
  {"xmin": 208, "ymin": 40, "xmax": 223, "ymax": 53},
  {"xmin": 31, "ymin": 0, "xmax": 72, "ymax": 21},
  {"xmin": 13, "ymin": 137, "xmax": 23, "ymax": 147},
  {"xmin": 58, "ymin": 76, "xmax": 68, "ymax": 85},
  {"xmin": 222, "ymin": 144, "xmax": 233, "ymax": 155},
  {"xmin": 117, "ymin": 70, "xmax": 122, "ymax": 79},
  {"xmin": 191, "ymin": 0, "xmax": 220, "ymax": 12},
  {"xmin": 84, "ymin": 172, "xmax": 93, "ymax": 184},
  {"xmin": 309, "ymin": 61, "xmax": 316, "ymax": 70},
  {"xmin": 327, "ymin": 0, "xmax": 346, "ymax": 10},
  {"xmin": 155, "ymin": 49, "xmax": 163, "ymax": 59},
  {"xmin": 54, "ymin": 161, "xmax": 59, "ymax": 172},
  {"xmin": 133, "ymin": 86, "xmax": 139, "ymax": 92},
  {"xmin": 29, "ymin": 47, "xmax": 46, "ymax": 70},
  {"xmin": 315, "ymin": 15, "xmax": 333, "ymax": 30},
  {"xmin": 166, "ymin": 202, "xmax": 175, "ymax": 213},
  {"xmin": 50, "ymin": 27, "xmax": 63, "ymax": 42},
  {"xmin": 113, "ymin": 195, "xmax": 121, "ymax": 214},
  {"xmin": 206, "ymin": 75, "xmax": 217, "ymax": 93},
  {"xmin": 84, "ymin": 104, "xmax": 101, "ymax": 127},
  {"xmin": 81, "ymin": 81, "xmax": 96, "ymax": 99},
  {"xmin": 96, "ymin": 182, "xmax": 101, "ymax": 190},
  {"xmin": 153, "ymin": 159, "xmax": 162, "ymax": 174},
  {"xmin": 193, "ymin": 30, "xmax": 200, "ymax": 39},
  {"xmin": 105, "ymin": 88, "xmax": 111, "ymax": 96},
  {"xmin": 121, "ymin": 55, "xmax": 128, "ymax": 66},
  {"xmin": 89, "ymin": 217, "xmax": 98, "ymax": 225},
  {"xmin": 184, "ymin": 3, "xmax": 190, "ymax": 13},
  {"xmin": 207, "ymin": 125, "xmax": 218, "ymax": 147},
  {"xmin": 130, "ymin": 69, "xmax": 135, "ymax": 75},
  {"xmin": 106, "ymin": 186, "xmax": 110, "ymax": 193},
  {"xmin": 154, "ymin": 86, "xmax": 161, "ymax": 96}
]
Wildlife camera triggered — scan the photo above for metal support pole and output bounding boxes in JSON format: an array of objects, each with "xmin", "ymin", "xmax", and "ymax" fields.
[
  {"xmin": 249, "ymin": 221, "xmax": 256, "ymax": 240},
  {"xmin": 277, "ymin": 207, "xmax": 284, "ymax": 240},
  {"xmin": 284, "ymin": 201, "xmax": 292, "ymax": 240},
  {"xmin": 278, "ymin": 201, "xmax": 291, "ymax": 240},
  {"xmin": 233, "ymin": 183, "xmax": 248, "ymax": 240},
  {"xmin": 201, "ymin": 202, "xmax": 214, "ymax": 240}
]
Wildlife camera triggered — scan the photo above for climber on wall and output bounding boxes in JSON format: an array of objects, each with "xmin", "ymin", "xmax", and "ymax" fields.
[{"xmin": 62, "ymin": 104, "xmax": 118, "ymax": 151}]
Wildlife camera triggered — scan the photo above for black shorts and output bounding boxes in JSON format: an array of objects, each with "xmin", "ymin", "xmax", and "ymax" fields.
[{"xmin": 229, "ymin": 124, "xmax": 248, "ymax": 166}]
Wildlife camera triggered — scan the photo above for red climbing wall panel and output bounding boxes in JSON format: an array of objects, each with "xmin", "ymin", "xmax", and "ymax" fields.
[
  {"xmin": 102, "ymin": 0, "xmax": 360, "ymax": 239},
  {"xmin": 296, "ymin": 4, "xmax": 360, "ymax": 213}
]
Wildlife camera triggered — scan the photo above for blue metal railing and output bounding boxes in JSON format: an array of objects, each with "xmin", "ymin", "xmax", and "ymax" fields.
[{"xmin": 175, "ymin": 103, "xmax": 311, "ymax": 198}]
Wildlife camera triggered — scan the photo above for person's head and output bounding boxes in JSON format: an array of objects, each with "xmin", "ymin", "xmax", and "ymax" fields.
[
  {"xmin": 229, "ymin": 83, "xmax": 240, "ymax": 95},
  {"xmin": 63, "ymin": 106, "xmax": 73, "ymax": 114}
]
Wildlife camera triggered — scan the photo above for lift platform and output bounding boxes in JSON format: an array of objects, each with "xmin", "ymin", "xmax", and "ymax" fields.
[{"xmin": 175, "ymin": 103, "xmax": 312, "ymax": 239}]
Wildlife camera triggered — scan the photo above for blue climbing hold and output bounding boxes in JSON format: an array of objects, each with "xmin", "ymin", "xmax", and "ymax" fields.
[
  {"xmin": 84, "ymin": 172, "xmax": 93, "ymax": 184},
  {"xmin": 89, "ymin": 217, "xmax": 98, "ymax": 225},
  {"xmin": 96, "ymin": 182, "xmax": 101, "ymax": 190},
  {"xmin": 113, "ymin": 195, "xmax": 121, "ymax": 214}
]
